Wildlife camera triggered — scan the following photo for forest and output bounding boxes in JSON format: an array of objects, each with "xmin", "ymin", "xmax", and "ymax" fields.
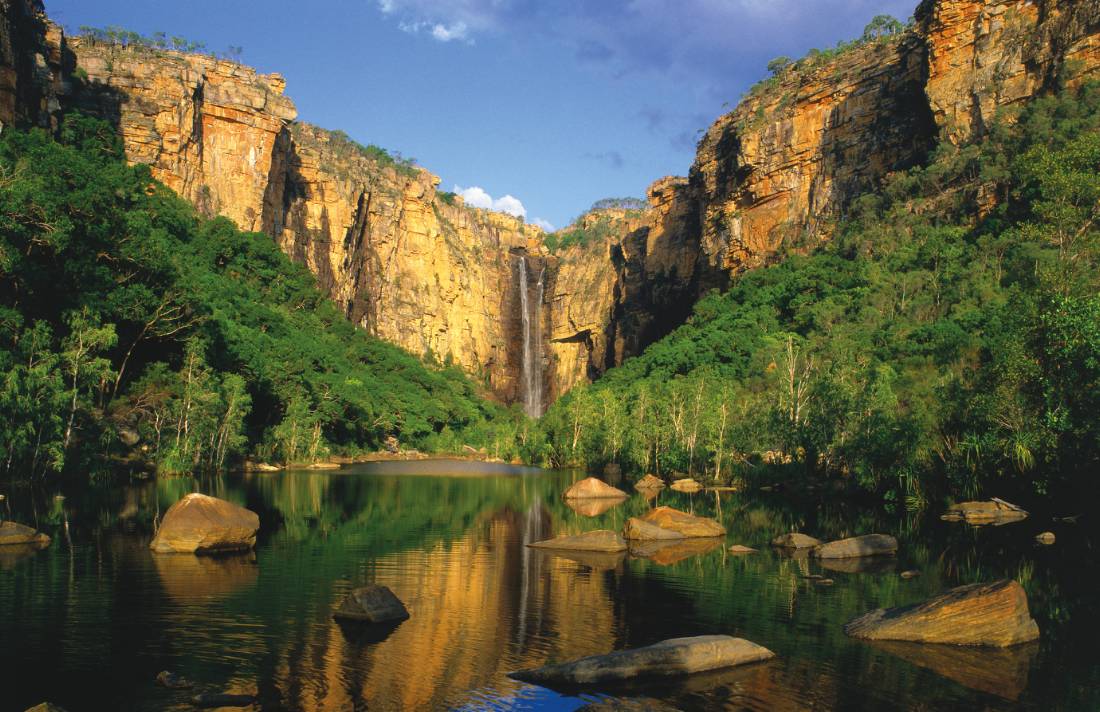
[{"xmin": 537, "ymin": 81, "xmax": 1100, "ymax": 505}]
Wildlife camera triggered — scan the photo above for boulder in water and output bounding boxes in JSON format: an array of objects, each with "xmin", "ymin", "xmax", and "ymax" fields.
[
  {"xmin": 332, "ymin": 584, "xmax": 410, "ymax": 624},
  {"xmin": 844, "ymin": 579, "xmax": 1040, "ymax": 647},
  {"xmin": 622, "ymin": 506, "xmax": 725, "ymax": 539},
  {"xmin": 529, "ymin": 530, "xmax": 628, "ymax": 552},
  {"xmin": 728, "ymin": 545, "xmax": 758, "ymax": 554},
  {"xmin": 23, "ymin": 705, "xmax": 67, "ymax": 712},
  {"xmin": 813, "ymin": 534, "xmax": 898, "ymax": 559},
  {"xmin": 0, "ymin": 521, "xmax": 50, "ymax": 547},
  {"xmin": 149, "ymin": 493, "xmax": 259, "ymax": 554},
  {"xmin": 563, "ymin": 477, "xmax": 629, "ymax": 500},
  {"xmin": 622, "ymin": 518, "xmax": 686, "ymax": 541},
  {"xmin": 156, "ymin": 671, "xmax": 193, "ymax": 689},
  {"xmin": 509, "ymin": 635, "xmax": 774, "ymax": 685},
  {"xmin": 942, "ymin": 499, "xmax": 1027, "ymax": 525},
  {"xmin": 670, "ymin": 478, "xmax": 703, "ymax": 493},
  {"xmin": 1035, "ymin": 532, "xmax": 1055, "ymax": 545},
  {"xmin": 634, "ymin": 474, "xmax": 665, "ymax": 491},
  {"xmin": 771, "ymin": 532, "xmax": 821, "ymax": 549}
]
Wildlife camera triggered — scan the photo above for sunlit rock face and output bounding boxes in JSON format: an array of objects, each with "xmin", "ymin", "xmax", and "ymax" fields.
[
  {"xmin": 919, "ymin": 0, "xmax": 1100, "ymax": 145},
  {"xmin": 69, "ymin": 38, "xmax": 296, "ymax": 233},
  {"xmin": 6, "ymin": 0, "xmax": 1098, "ymax": 405}
]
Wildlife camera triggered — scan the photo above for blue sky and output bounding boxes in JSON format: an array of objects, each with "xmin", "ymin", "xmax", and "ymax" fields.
[{"xmin": 48, "ymin": 0, "xmax": 916, "ymax": 229}]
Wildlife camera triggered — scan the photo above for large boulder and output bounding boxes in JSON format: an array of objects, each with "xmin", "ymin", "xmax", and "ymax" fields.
[
  {"xmin": 149, "ymin": 493, "xmax": 260, "ymax": 554},
  {"xmin": 623, "ymin": 506, "xmax": 725, "ymax": 540},
  {"xmin": 563, "ymin": 477, "xmax": 629, "ymax": 500},
  {"xmin": 0, "ymin": 521, "xmax": 50, "ymax": 547},
  {"xmin": 529, "ymin": 530, "xmax": 628, "ymax": 552},
  {"xmin": 771, "ymin": 532, "xmax": 821, "ymax": 549},
  {"xmin": 332, "ymin": 584, "xmax": 410, "ymax": 623},
  {"xmin": 509, "ymin": 635, "xmax": 774, "ymax": 685},
  {"xmin": 634, "ymin": 474, "xmax": 665, "ymax": 491},
  {"xmin": 670, "ymin": 478, "xmax": 703, "ymax": 493},
  {"xmin": 623, "ymin": 518, "xmax": 686, "ymax": 541},
  {"xmin": 844, "ymin": 579, "xmax": 1040, "ymax": 647},
  {"xmin": 942, "ymin": 500, "xmax": 1028, "ymax": 525},
  {"xmin": 813, "ymin": 534, "xmax": 898, "ymax": 559}
]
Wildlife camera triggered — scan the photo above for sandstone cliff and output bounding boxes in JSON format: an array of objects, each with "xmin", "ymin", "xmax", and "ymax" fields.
[
  {"xmin": 65, "ymin": 37, "xmax": 548, "ymax": 405},
  {"xmin": 5, "ymin": 0, "xmax": 1100, "ymax": 408}
]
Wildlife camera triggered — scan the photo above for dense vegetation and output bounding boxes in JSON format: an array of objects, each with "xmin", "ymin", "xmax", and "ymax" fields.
[
  {"xmin": 0, "ymin": 115, "xmax": 515, "ymax": 479},
  {"xmin": 538, "ymin": 82, "xmax": 1100, "ymax": 505}
]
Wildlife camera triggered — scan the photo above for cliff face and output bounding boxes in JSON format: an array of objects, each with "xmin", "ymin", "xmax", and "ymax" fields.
[
  {"xmin": 70, "ymin": 38, "xmax": 296, "ymax": 233},
  {"xmin": 271, "ymin": 122, "xmax": 547, "ymax": 404},
  {"xmin": 58, "ymin": 39, "xmax": 550, "ymax": 404},
  {"xmin": 919, "ymin": 0, "xmax": 1100, "ymax": 145},
  {"xmin": 5, "ymin": 0, "xmax": 1100, "ymax": 408},
  {"xmin": 0, "ymin": 0, "xmax": 64, "ymax": 129}
]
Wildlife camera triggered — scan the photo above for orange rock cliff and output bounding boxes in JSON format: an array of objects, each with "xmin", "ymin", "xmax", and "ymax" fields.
[{"xmin": 3, "ymin": 0, "xmax": 1099, "ymax": 407}]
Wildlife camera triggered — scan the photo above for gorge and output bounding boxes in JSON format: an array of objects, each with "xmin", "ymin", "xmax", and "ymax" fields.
[{"xmin": 4, "ymin": 0, "xmax": 1100, "ymax": 412}]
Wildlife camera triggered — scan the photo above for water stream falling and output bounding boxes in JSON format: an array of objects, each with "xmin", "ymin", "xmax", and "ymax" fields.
[{"xmin": 517, "ymin": 256, "xmax": 543, "ymax": 417}]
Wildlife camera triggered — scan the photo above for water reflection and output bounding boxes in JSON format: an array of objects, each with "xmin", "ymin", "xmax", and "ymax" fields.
[{"xmin": 0, "ymin": 462, "xmax": 1098, "ymax": 711}]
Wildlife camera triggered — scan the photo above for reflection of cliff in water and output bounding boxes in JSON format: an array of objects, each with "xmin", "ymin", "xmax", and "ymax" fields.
[{"xmin": 261, "ymin": 503, "xmax": 627, "ymax": 710}]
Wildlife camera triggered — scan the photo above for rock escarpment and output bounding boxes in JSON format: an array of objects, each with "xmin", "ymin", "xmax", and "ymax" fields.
[
  {"xmin": 65, "ymin": 36, "xmax": 549, "ymax": 405},
  {"xmin": 5, "ymin": 0, "xmax": 1100, "ymax": 407}
]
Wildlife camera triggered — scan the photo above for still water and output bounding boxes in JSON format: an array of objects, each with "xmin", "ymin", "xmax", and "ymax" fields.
[{"xmin": 2, "ymin": 461, "xmax": 1098, "ymax": 711}]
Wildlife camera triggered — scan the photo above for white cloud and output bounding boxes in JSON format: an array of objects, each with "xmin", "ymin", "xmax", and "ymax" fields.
[
  {"xmin": 531, "ymin": 217, "xmax": 556, "ymax": 232},
  {"xmin": 431, "ymin": 22, "xmax": 469, "ymax": 42},
  {"xmin": 455, "ymin": 185, "xmax": 528, "ymax": 219}
]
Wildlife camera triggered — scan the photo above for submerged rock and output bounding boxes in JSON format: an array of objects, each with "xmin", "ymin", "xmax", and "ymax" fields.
[
  {"xmin": 155, "ymin": 671, "xmax": 193, "ymax": 689},
  {"xmin": 630, "ymin": 537, "xmax": 723, "ymax": 565},
  {"xmin": 149, "ymin": 493, "xmax": 259, "ymax": 554},
  {"xmin": 622, "ymin": 507, "xmax": 725, "ymax": 540},
  {"xmin": 634, "ymin": 474, "xmax": 665, "ymax": 491},
  {"xmin": 191, "ymin": 693, "xmax": 257, "ymax": 708},
  {"xmin": 728, "ymin": 545, "xmax": 758, "ymax": 554},
  {"xmin": 0, "ymin": 521, "xmax": 50, "ymax": 547},
  {"xmin": 813, "ymin": 534, "xmax": 898, "ymax": 559},
  {"xmin": 1035, "ymin": 532, "xmax": 1055, "ymax": 545},
  {"xmin": 509, "ymin": 635, "xmax": 774, "ymax": 685},
  {"xmin": 536, "ymin": 548, "xmax": 628, "ymax": 572},
  {"xmin": 566, "ymin": 497, "xmax": 625, "ymax": 517},
  {"xmin": 564, "ymin": 477, "xmax": 629, "ymax": 500},
  {"xmin": 529, "ymin": 530, "xmax": 628, "ymax": 552},
  {"xmin": 900, "ymin": 570, "xmax": 921, "ymax": 580},
  {"xmin": 819, "ymin": 556, "xmax": 897, "ymax": 575},
  {"xmin": 670, "ymin": 478, "xmax": 703, "ymax": 493},
  {"xmin": 332, "ymin": 584, "xmax": 410, "ymax": 624},
  {"xmin": 844, "ymin": 579, "xmax": 1040, "ymax": 647},
  {"xmin": 770, "ymin": 533, "xmax": 821, "ymax": 550},
  {"xmin": 942, "ymin": 500, "xmax": 1028, "ymax": 525}
]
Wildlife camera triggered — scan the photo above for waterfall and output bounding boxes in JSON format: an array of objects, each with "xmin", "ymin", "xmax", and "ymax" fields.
[{"xmin": 517, "ymin": 256, "xmax": 543, "ymax": 418}]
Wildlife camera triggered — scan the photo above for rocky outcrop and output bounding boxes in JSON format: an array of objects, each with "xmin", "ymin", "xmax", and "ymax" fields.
[
  {"xmin": 6, "ymin": 0, "xmax": 1099, "ymax": 408},
  {"xmin": 918, "ymin": 0, "xmax": 1100, "ymax": 145},
  {"xmin": 0, "ymin": 520, "xmax": 50, "ymax": 546},
  {"xmin": 150, "ymin": 493, "xmax": 259, "ymax": 554},
  {"xmin": 771, "ymin": 533, "xmax": 822, "ymax": 549},
  {"xmin": 813, "ymin": 534, "xmax": 898, "ymax": 559},
  {"xmin": 845, "ymin": 579, "xmax": 1040, "ymax": 646},
  {"xmin": 0, "ymin": 0, "xmax": 66, "ymax": 129},
  {"xmin": 509, "ymin": 635, "xmax": 775, "ymax": 685},
  {"xmin": 562, "ymin": 476, "xmax": 628, "ymax": 500},
  {"xmin": 332, "ymin": 584, "xmax": 410, "ymax": 623},
  {"xmin": 622, "ymin": 506, "xmax": 725, "ymax": 539},
  {"xmin": 65, "ymin": 38, "xmax": 546, "ymax": 405}
]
